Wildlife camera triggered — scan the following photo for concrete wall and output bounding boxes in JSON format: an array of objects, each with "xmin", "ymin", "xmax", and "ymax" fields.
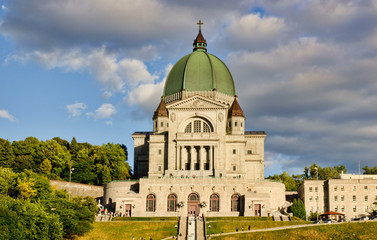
[{"xmin": 50, "ymin": 180, "xmax": 103, "ymax": 199}]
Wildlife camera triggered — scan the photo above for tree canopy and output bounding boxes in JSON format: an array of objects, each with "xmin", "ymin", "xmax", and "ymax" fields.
[
  {"xmin": 0, "ymin": 137, "xmax": 130, "ymax": 186},
  {"xmin": 0, "ymin": 167, "xmax": 97, "ymax": 239}
]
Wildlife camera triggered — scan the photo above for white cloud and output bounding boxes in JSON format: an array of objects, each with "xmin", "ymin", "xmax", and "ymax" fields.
[
  {"xmin": 7, "ymin": 47, "xmax": 158, "ymax": 93},
  {"xmin": 222, "ymin": 13, "xmax": 287, "ymax": 50},
  {"xmin": 66, "ymin": 102, "xmax": 87, "ymax": 117},
  {"xmin": 105, "ymin": 120, "xmax": 113, "ymax": 125},
  {"xmin": 87, "ymin": 103, "xmax": 116, "ymax": 119},
  {"xmin": 0, "ymin": 109, "xmax": 16, "ymax": 122},
  {"xmin": 1, "ymin": 5, "xmax": 6, "ymax": 10}
]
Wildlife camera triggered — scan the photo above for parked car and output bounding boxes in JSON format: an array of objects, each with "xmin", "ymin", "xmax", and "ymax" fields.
[
  {"xmin": 313, "ymin": 220, "xmax": 321, "ymax": 224},
  {"xmin": 360, "ymin": 216, "xmax": 369, "ymax": 221},
  {"xmin": 324, "ymin": 219, "xmax": 333, "ymax": 224}
]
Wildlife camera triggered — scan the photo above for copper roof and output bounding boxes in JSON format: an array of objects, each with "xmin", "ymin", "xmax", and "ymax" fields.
[
  {"xmin": 153, "ymin": 97, "xmax": 168, "ymax": 119},
  {"xmin": 194, "ymin": 31, "xmax": 206, "ymax": 45},
  {"xmin": 228, "ymin": 97, "xmax": 245, "ymax": 117}
]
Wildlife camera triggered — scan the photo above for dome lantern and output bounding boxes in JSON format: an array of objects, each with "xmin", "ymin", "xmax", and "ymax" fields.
[{"xmin": 193, "ymin": 19, "xmax": 207, "ymax": 52}]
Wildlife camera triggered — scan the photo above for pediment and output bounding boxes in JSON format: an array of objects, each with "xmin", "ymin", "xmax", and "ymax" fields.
[{"xmin": 167, "ymin": 95, "xmax": 228, "ymax": 110}]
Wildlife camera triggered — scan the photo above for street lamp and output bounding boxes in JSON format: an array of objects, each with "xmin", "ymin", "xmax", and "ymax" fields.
[{"xmin": 69, "ymin": 162, "xmax": 74, "ymax": 200}]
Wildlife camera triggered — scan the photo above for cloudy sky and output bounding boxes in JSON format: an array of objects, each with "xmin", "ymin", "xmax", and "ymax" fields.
[{"xmin": 1, "ymin": 0, "xmax": 377, "ymax": 176}]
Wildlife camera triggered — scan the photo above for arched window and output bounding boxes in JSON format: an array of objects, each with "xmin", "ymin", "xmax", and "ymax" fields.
[
  {"xmin": 167, "ymin": 194, "xmax": 177, "ymax": 212},
  {"xmin": 184, "ymin": 118, "xmax": 213, "ymax": 133},
  {"xmin": 185, "ymin": 122, "xmax": 192, "ymax": 133},
  {"xmin": 210, "ymin": 194, "xmax": 219, "ymax": 212},
  {"xmin": 231, "ymin": 194, "xmax": 240, "ymax": 212},
  {"xmin": 146, "ymin": 194, "xmax": 156, "ymax": 212}
]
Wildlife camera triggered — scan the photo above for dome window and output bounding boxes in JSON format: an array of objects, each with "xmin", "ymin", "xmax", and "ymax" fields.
[
  {"xmin": 184, "ymin": 118, "xmax": 213, "ymax": 133},
  {"xmin": 185, "ymin": 123, "xmax": 192, "ymax": 133}
]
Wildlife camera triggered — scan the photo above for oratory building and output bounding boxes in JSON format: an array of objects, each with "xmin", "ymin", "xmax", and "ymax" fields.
[{"xmin": 104, "ymin": 23, "xmax": 286, "ymax": 217}]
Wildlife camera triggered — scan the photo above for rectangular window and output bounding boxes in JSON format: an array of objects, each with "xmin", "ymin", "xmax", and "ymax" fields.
[
  {"xmin": 233, "ymin": 165, "xmax": 236, "ymax": 171},
  {"xmin": 353, "ymin": 195, "xmax": 356, "ymax": 201},
  {"xmin": 158, "ymin": 149, "xmax": 162, "ymax": 155},
  {"xmin": 158, "ymin": 166, "xmax": 161, "ymax": 171},
  {"xmin": 364, "ymin": 186, "xmax": 368, "ymax": 191},
  {"xmin": 335, "ymin": 206, "xmax": 338, "ymax": 212},
  {"xmin": 235, "ymin": 121, "xmax": 237, "ymax": 127},
  {"xmin": 309, "ymin": 197, "xmax": 313, "ymax": 202},
  {"xmin": 247, "ymin": 150, "xmax": 252, "ymax": 154},
  {"xmin": 233, "ymin": 149, "xmax": 236, "ymax": 154},
  {"xmin": 309, "ymin": 187, "xmax": 312, "ymax": 192},
  {"xmin": 353, "ymin": 206, "xmax": 356, "ymax": 212},
  {"xmin": 365, "ymin": 196, "xmax": 368, "ymax": 201},
  {"xmin": 161, "ymin": 122, "xmax": 163, "ymax": 127},
  {"xmin": 341, "ymin": 206, "xmax": 345, "ymax": 212},
  {"xmin": 334, "ymin": 196, "xmax": 338, "ymax": 201},
  {"xmin": 341, "ymin": 196, "xmax": 344, "ymax": 201},
  {"xmin": 334, "ymin": 186, "xmax": 338, "ymax": 191},
  {"xmin": 366, "ymin": 206, "xmax": 369, "ymax": 212},
  {"xmin": 341, "ymin": 186, "xmax": 344, "ymax": 191},
  {"xmin": 353, "ymin": 186, "xmax": 356, "ymax": 191},
  {"xmin": 315, "ymin": 187, "xmax": 318, "ymax": 192}
]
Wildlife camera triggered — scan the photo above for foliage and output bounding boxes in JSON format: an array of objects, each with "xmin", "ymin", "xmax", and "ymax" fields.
[
  {"xmin": 0, "ymin": 138, "xmax": 15, "ymax": 168},
  {"xmin": 43, "ymin": 196, "xmax": 97, "ymax": 239},
  {"xmin": 267, "ymin": 164, "xmax": 348, "ymax": 191},
  {"xmin": 362, "ymin": 165, "xmax": 377, "ymax": 174},
  {"xmin": 267, "ymin": 171, "xmax": 299, "ymax": 191},
  {"xmin": 290, "ymin": 199, "xmax": 306, "ymax": 220},
  {"xmin": 0, "ymin": 195, "xmax": 63, "ymax": 240},
  {"xmin": 0, "ymin": 136, "xmax": 130, "ymax": 186},
  {"xmin": 0, "ymin": 167, "xmax": 97, "ymax": 239}
]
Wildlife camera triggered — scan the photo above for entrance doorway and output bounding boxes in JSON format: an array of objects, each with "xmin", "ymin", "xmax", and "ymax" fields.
[
  {"xmin": 254, "ymin": 204, "xmax": 261, "ymax": 216},
  {"xmin": 187, "ymin": 193, "xmax": 199, "ymax": 216},
  {"xmin": 124, "ymin": 204, "xmax": 132, "ymax": 217}
]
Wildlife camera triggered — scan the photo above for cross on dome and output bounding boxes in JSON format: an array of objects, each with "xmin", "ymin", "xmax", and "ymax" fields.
[{"xmin": 197, "ymin": 19, "xmax": 203, "ymax": 32}]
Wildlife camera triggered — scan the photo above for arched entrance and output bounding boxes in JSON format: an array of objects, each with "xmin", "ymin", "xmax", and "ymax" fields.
[{"xmin": 187, "ymin": 193, "xmax": 200, "ymax": 216}]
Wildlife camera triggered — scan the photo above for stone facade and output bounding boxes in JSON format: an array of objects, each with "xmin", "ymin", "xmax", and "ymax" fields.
[
  {"xmin": 298, "ymin": 173, "xmax": 377, "ymax": 220},
  {"xmin": 103, "ymin": 27, "xmax": 286, "ymax": 217}
]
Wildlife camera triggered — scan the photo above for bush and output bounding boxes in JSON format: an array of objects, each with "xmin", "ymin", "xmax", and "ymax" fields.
[{"xmin": 0, "ymin": 196, "xmax": 63, "ymax": 240}]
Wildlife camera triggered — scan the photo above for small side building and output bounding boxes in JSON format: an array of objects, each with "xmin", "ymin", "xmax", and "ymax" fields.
[{"xmin": 298, "ymin": 173, "xmax": 377, "ymax": 220}]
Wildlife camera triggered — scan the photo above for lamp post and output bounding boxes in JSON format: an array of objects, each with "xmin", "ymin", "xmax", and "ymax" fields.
[
  {"xmin": 314, "ymin": 167, "xmax": 319, "ymax": 221},
  {"xmin": 69, "ymin": 162, "xmax": 74, "ymax": 200}
]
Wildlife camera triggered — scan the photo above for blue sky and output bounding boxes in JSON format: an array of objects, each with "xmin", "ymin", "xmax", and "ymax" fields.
[{"xmin": 1, "ymin": 0, "xmax": 377, "ymax": 176}]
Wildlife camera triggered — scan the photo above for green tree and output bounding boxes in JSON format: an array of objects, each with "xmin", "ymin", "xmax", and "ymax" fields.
[
  {"xmin": 0, "ymin": 138, "xmax": 15, "ymax": 168},
  {"xmin": 0, "ymin": 195, "xmax": 63, "ymax": 240},
  {"xmin": 43, "ymin": 196, "xmax": 97, "ymax": 239},
  {"xmin": 363, "ymin": 166, "xmax": 377, "ymax": 174},
  {"xmin": 12, "ymin": 137, "xmax": 44, "ymax": 172},
  {"xmin": 41, "ymin": 139, "xmax": 71, "ymax": 179},
  {"xmin": 0, "ymin": 168, "xmax": 17, "ymax": 196},
  {"xmin": 290, "ymin": 198, "xmax": 306, "ymax": 219},
  {"xmin": 267, "ymin": 171, "xmax": 298, "ymax": 191}
]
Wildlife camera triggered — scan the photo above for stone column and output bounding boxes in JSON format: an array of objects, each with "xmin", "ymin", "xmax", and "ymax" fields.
[
  {"xmin": 200, "ymin": 146, "xmax": 205, "ymax": 170},
  {"xmin": 176, "ymin": 145, "xmax": 180, "ymax": 170},
  {"xmin": 182, "ymin": 146, "xmax": 187, "ymax": 170},
  {"xmin": 209, "ymin": 146, "xmax": 213, "ymax": 170},
  {"xmin": 190, "ymin": 146, "xmax": 195, "ymax": 171}
]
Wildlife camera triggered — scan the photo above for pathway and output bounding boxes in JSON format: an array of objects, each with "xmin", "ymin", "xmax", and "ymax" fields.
[
  {"xmin": 208, "ymin": 222, "xmax": 347, "ymax": 238},
  {"xmin": 187, "ymin": 216, "xmax": 196, "ymax": 240}
]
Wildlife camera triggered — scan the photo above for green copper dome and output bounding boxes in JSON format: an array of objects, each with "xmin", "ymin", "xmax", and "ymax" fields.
[{"xmin": 163, "ymin": 28, "xmax": 236, "ymax": 97}]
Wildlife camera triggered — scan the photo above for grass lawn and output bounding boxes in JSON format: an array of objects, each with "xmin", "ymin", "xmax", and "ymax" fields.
[
  {"xmin": 78, "ymin": 221, "xmax": 178, "ymax": 240},
  {"xmin": 210, "ymin": 222, "xmax": 377, "ymax": 240},
  {"xmin": 206, "ymin": 217, "xmax": 311, "ymax": 235}
]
